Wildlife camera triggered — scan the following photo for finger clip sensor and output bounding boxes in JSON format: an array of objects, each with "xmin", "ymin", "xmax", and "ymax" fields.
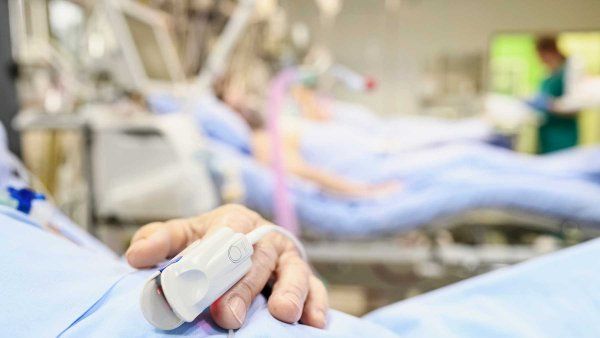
[
  {"xmin": 140, "ymin": 225, "xmax": 305, "ymax": 330},
  {"xmin": 141, "ymin": 227, "xmax": 253, "ymax": 330}
]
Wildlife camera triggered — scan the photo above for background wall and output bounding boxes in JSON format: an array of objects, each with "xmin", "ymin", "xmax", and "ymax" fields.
[{"xmin": 282, "ymin": 0, "xmax": 600, "ymax": 116}]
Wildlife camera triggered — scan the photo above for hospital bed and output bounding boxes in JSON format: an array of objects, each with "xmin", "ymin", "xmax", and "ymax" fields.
[
  {"xmin": 3, "ymin": 99, "xmax": 600, "ymax": 337},
  {"xmin": 15, "ymin": 95, "xmax": 599, "ymax": 307},
  {"xmin": 364, "ymin": 236, "xmax": 600, "ymax": 338},
  {"xmin": 13, "ymin": 0, "xmax": 598, "ymax": 308},
  {"xmin": 210, "ymin": 139, "xmax": 600, "ymax": 301},
  {"xmin": 11, "ymin": 97, "xmax": 600, "ymax": 308},
  {"xmin": 143, "ymin": 94, "xmax": 600, "ymax": 301},
  {"xmin": 326, "ymin": 99, "xmax": 497, "ymax": 152},
  {"xmin": 1, "ymin": 194, "xmax": 599, "ymax": 337},
  {"xmin": 173, "ymin": 94, "xmax": 600, "ymax": 236},
  {"xmin": 321, "ymin": 92, "xmax": 546, "ymax": 153}
]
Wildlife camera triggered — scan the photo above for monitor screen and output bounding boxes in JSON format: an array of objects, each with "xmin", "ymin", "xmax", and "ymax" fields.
[{"xmin": 124, "ymin": 13, "xmax": 172, "ymax": 81}]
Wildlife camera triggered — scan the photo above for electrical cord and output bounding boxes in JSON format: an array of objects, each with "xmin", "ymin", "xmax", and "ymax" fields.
[{"xmin": 247, "ymin": 224, "xmax": 308, "ymax": 261}]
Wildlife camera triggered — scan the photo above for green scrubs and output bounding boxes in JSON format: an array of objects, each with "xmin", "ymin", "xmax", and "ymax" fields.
[{"xmin": 537, "ymin": 65, "xmax": 579, "ymax": 153}]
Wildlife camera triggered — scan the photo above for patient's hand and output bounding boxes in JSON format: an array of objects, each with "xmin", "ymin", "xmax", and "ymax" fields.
[{"xmin": 126, "ymin": 204, "xmax": 328, "ymax": 329}]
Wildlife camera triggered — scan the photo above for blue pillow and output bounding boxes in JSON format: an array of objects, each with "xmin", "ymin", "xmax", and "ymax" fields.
[
  {"xmin": 147, "ymin": 94, "xmax": 183, "ymax": 114},
  {"xmin": 194, "ymin": 95, "xmax": 253, "ymax": 154}
]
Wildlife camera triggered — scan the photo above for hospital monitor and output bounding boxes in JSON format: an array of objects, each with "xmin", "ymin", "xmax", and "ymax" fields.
[{"xmin": 104, "ymin": 0, "xmax": 186, "ymax": 94}]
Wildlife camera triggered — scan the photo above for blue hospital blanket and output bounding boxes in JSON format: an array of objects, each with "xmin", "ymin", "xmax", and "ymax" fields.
[
  {"xmin": 209, "ymin": 141, "xmax": 600, "ymax": 238},
  {"xmin": 158, "ymin": 92, "xmax": 600, "ymax": 236},
  {"xmin": 365, "ymin": 237, "xmax": 600, "ymax": 337},
  {"xmin": 0, "ymin": 208, "xmax": 397, "ymax": 338},
  {"xmin": 0, "ymin": 207, "xmax": 133, "ymax": 337},
  {"xmin": 150, "ymin": 94, "xmax": 600, "ymax": 235},
  {"xmin": 2, "ymin": 205, "xmax": 600, "ymax": 337}
]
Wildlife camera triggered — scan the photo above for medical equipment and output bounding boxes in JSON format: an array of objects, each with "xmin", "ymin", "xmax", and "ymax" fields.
[
  {"xmin": 329, "ymin": 64, "xmax": 377, "ymax": 92},
  {"xmin": 101, "ymin": 0, "xmax": 187, "ymax": 93},
  {"xmin": 140, "ymin": 225, "xmax": 306, "ymax": 330},
  {"xmin": 89, "ymin": 0, "xmax": 257, "ymax": 222},
  {"xmin": 12, "ymin": 0, "xmax": 259, "ymax": 228}
]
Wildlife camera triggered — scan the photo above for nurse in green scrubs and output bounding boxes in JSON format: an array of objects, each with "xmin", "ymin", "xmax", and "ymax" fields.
[{"xmin": 533, "ymin": 36, "xmax": 579, "ymax": 153}]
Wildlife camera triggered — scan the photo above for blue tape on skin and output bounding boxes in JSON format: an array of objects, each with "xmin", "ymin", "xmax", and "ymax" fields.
[
  {"xmin": 8, "ymin": 187, "xmax": 46, "ymax": 214},
  {"xmin": 158, "ymin": 256, "xmax": 182, "ymax": 272}
]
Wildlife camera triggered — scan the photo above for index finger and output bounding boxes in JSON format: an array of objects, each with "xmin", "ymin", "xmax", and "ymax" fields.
[
  {"xmin": 126, "ymin": 205, "xmax": 264, "ymax": 268},
  {"xmin": 125, "ymin": 219, "xmax": 194, "ymax": 268}
]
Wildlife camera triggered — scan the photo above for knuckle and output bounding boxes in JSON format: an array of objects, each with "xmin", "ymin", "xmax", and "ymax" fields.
[
  {"xmin": 145, "ymin": 221, "xmax": 165, "ymax": 228},
  {"xmin": 140, "ymin": 221, "xmax": 165, "ymax": 233},
  {"xmin": 279, "ymin": 255, "xmax": 309, "ymax": 273},
  {"xmin": 218, "ymin": 204, "xmax": 262, "ymax": 229},
  {"xmin": 222, "ymin": 204, "xmax": 250, "ymax": 214},
  {"xmin": 253, "ymin": 245, "xmax": 277, "ymax": 272},
  {"xmin": 238, "ymin": 204, "xmax": 261, "ymax": 220},
  {"xmin": 132, "ymin": 222, "xmax": 164, "ymax": 241}
]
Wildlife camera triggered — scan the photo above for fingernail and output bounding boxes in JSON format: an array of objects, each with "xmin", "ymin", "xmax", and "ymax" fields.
[{"xmin": 228, "ymin": 297, "xmax": 246, "ymax": 325}]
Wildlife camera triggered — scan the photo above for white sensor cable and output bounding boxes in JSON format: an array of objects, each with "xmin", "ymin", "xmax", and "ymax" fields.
[{"xmin": 246, "ymin": 225, "xmax": 308, "ymax": 261}]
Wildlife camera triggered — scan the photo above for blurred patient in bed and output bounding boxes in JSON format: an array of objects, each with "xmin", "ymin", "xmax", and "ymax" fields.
[{"xmin": 215, "ymin": 78, "xmax": 401, "ymax": 199}]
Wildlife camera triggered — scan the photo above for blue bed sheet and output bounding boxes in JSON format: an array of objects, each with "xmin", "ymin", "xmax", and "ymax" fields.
[
  {"xmin": 365, "ymin": 237, "xmax": 600, "ymax": 338},
  {"xmin": 0, "ymin": 208, "xmax": 397, "ymax": 338},
  {"xmin": 209, "ymin": 141, "xmax": 600, "ymax": 238},
  {"xmin": 153, "ymin": 94, "xmax": 600, "ymax": 237},
  {"xmin": 2, "ymin": 202, "xmax": 599, "ymax": 338}
]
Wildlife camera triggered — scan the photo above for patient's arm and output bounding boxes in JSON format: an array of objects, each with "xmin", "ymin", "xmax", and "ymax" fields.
[
  {"xmin": 291, "ymin": 162, "xmax": 401, "ymax": 198},
  {"xmin": 252, "ymin": 130, "xmax": 400, "ymax": 198},
  {"xmin": 126, "ymin": 204, "xmax": 328, "ymax": 330}
]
